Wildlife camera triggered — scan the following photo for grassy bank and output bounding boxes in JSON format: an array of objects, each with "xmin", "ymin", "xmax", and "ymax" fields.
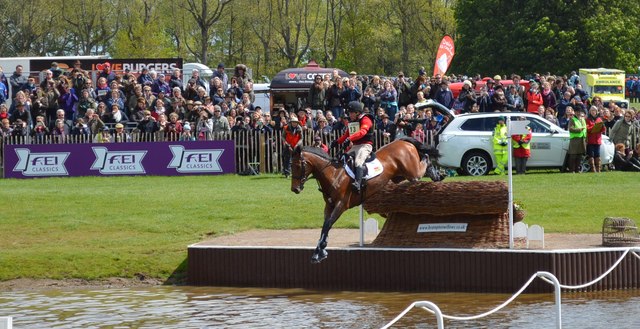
[{"xmin": 0, "ymin": 171, "xmax": 637, "ymax": 281}]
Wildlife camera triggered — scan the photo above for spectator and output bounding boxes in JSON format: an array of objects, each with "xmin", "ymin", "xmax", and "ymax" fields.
[
  {"xmin": 211, "ymin": 105, "xmax": 230, "ymax": 135},
  {"xmin": 341, "ymin": 78, "xmax": 362, "ymax": 108},
  {"xmin": 191, "ymin": 69, "xmax": 208, "ymax": 91},
  {"xmin": 31, "ymin": 115, "xmax": 49, "ymax": 143},
  {"xmin": 327, "ymin": 77, "xmax": 345, "ymax": 119},
  {"xmin": 70, "ymin": 118, "xmax": 90, "ymax": 139},
  {"xmin": 477, "ymin": 85, "xmax": 492, "ymax": 112},
  {"xmin": 526, "ymin": 82, "xmax": 543, "ymax": 114},
  {"xmin": 59, "ymin": 83, "xmax": 78, "ymax": 121},
  {"xmin": 491, "ymin": 85, "xmax": 507, "ymax": 112},
  {"xmin": 165, "ymin": 112, "xmax": 183, "ymax": 141},
  {"xmin": 492, "ymin": 116, "xmax": 508, "ymax": 175},
  {"xmin": 613, "ymin": 143, "xmax": 640, "ymax": 171},
  {"xmin": 95, "ymin": 126, "xmax": 111, "ymax": 143},
  {"xmin": 379, "ymin": 80, "xmax": 398, "ymax": 120},
  {"xmin": 179, "ymin": 122, "xmax": 196, "ymax": 141},
  {"xmin": 152, "ymin": 73, "xmax": 171, "ymax": 96},
  {"xmin": 281, "ymin": 115, "xmax": 302, "ymax": 178},
  {"xmin": 104, "ymin": 104, "xmax": 129, "ymax": 125},
  {"xmin": 98, "ymin": 62, "xmax": 116, "ymax": 84},
  {"xmin": 9, "ymin": 65, "xmax": 27, "ymax": 99},
  {"xmin": 111, "ymin": 123, "xmax": 131, "ymax": 143},
  {"xmin": 77, "ymin": 89, "xmax": 97, "ymax": 119},
  {"xmin": 151, "ymin": 99, "xmax": 167, "ymax": 121},
  {"xmin": 85, "ymin": 108, "xmax": 104, "ymax": 135},
  {"xmin": 50, "ymin": 62, "xmax": 63, "ymax": 80},
  {"xmin": 196, "ymin": 105, "xmax": 213, "ymax": 140},
  {"xmin": 311, "ymin": 134, "xmax": 329, "ymax": 154},
  {"xmin": 315, "ymin": 116, "xmax": 332, "ymax": 135},
  {"xmin": 137, "ymin": 68, "xmax": 153, "ymax": 86},
  {"xmin": 586, "ymin": 105, "xmax": 606, "ymax": 172},
  {"xmin": 411, "ymin": 122, "xmax": 426, "ymax": 144},
  {"xmin": 130, "ymin": 97, "xmax": 147, "ymax": 122},
  {"xmin": 458, "ymin": 80, "xmax": 477, "ymax": 113},
  {"xmin": 512, "ymin": 117, "xmax": 532, "ymax": 174},
  {"xmin": 396, "ymin": 72, "xmax": 412, "ymax": 107},
  {"xmin": 95, "ymin": 77, "xmax": 111, "ymax": 103},
  {"xmin": 609, "ymin": 109, "xmax": 634, "ymax": 150},
  {"xmin": 106, "ymin": 89, "xmax": 125, "ymax": 115},
  {"xmin": 212, "ymin": 63, "xmax": 228, "ymax": 93},
  {"xmin": 434, "ymin": 80, "xmax": 454, "ymax": 109},
  {"xmin": 136, "ymin": 110, "xmax": 158, "ymax": 141},
  {"xmin": 0, "ymin": 104, "xmax": 8, "ymax": 121},
  {"xmin": 169, "ymin": 68, "xmax": 183, "ymax": 91},
  {"xmin": 567, "ymin": 108, "xmax": 587, "ymax": 173},
  {"xmin": 51, "ymin": 119, "xmax": 67, "ymax": 143},
  {"xmin": 142, "ymin": 86, "xmax": 156, "ymax": 108},
  {"xmin": 11, "ymin": 102, "xmax": 32, "ymax": 129},
  {"xmin": 377, "ymin": 113, "xmax": 397, "ymax": 142},
  {"xmin": 506, "ymin": 84, "xmax": 524, "ymax": 112},
  {"xmin": 308, "ymin": 75, "xmax": 326, "ymax": 116}
]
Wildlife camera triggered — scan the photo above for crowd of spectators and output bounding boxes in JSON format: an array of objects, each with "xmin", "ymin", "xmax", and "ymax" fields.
[{"xmin": 0, "ymin": 62, "xmax": 639, "ymax": 171}]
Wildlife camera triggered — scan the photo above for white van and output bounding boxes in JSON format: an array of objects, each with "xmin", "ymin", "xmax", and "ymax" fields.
[{"xmin": 253, "ymin": 83, "xmax": 270, "ymax": 111}]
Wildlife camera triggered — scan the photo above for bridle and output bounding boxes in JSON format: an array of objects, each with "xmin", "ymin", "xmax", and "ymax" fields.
[{"xmin": 292, "ymin": 150, "xmax": 307, "ymax": 190}]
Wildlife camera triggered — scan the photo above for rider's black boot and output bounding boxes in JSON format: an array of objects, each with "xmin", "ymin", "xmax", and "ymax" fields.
[{"xmin": 352, "ymin": 166, "xmax": 364, "ymax": 192}]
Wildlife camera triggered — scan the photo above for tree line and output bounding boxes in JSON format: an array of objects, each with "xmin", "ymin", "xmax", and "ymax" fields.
[{"xmin": 1, "ymin": 0, "xmax": 639, "ymax": 79}]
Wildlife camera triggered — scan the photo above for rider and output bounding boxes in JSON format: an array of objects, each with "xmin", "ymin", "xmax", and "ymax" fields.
[{"xmin": 331, "ymin": 101, "xmax": 374, "ymax": 192}]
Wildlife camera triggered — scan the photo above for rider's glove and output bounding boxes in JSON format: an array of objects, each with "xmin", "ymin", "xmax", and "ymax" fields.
[
  {"xmin": 342, "ymin": 137, "xmax": 351, "ymax": 146},
  {"xmin": 330, "ymin": 140, "xmax": 338, "ymax": 149}
]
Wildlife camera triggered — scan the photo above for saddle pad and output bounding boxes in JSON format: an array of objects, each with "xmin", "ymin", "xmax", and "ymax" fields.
[{"xmin": 344, "ymin": 158, "xmax": 384, "ymax": 180}]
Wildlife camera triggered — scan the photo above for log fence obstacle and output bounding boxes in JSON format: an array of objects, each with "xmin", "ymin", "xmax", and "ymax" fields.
[{"xmin": 363, "ymin": 180, "xmax": 522, "ymax": 248}]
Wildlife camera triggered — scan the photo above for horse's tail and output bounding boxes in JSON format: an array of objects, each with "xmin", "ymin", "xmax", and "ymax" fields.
[{"xmin": 399, "ymin": 137, "xmax": 440, "ymax": 161}]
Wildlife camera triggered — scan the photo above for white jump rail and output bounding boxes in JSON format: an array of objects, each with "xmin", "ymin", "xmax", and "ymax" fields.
[{"xmin": 382, "ymin": 247, "xmax": 640, "ymax": 329}]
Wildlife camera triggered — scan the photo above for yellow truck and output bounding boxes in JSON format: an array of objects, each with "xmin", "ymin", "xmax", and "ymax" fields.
[{"xmin": 578, "ymin": 68, "xmax": 629, "ymax": 108}]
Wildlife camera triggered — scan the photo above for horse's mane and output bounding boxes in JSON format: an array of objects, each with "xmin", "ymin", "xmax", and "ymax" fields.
[
  {"xmin": 302, "ymin": 146, "xmax": 334, "ymax": 161},
  {"xmin": 397, "ymin": 137, "xmax": 440, "ymax": 159}
]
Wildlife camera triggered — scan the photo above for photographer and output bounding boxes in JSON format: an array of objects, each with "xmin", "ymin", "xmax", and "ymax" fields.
[
  {"xmin": 196, "ymin": 104, "xmax": 213, "ymax": 140},
  {"xmin": 31, "ymin": 115, "xmax": 49, "ymax": 143},
  {"xmin": 70, "ymin": 118, "xmax": 90, "ymax": 139},
  {"xmin": 72, "ymin": 70, "xmax": 88, "ymax": 92}
]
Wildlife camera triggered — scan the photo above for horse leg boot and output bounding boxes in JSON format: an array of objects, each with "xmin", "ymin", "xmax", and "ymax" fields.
[
  {"xmin": 352, "ymin": 166, "xmax": 364, "ymax": 192},
  {"xmin": 311, "ymin": 233, "xmax": 329, "ymax": 263}
]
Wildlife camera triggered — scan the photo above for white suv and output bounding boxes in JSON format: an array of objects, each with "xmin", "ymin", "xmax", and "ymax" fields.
[{"xmin": 436, "ymin": 112, "xmax": 615, "ymax": 176}]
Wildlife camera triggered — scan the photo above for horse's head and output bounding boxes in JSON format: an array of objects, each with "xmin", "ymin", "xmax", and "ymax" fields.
[
  {"xmin": 291, "ymin": 146, "xmax": 309, "ymax": 194},
  {"xmin": 422, "ymin": 146, "xmax": 445, "ymax": 182}
]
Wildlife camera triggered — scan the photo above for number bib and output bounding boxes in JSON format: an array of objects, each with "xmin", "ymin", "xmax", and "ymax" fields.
[{"xmin": 348, "ymin": 122, "xmax": 360, "ymax": 134}]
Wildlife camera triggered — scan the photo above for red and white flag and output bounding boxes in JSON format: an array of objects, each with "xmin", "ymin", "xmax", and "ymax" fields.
[{"xmin": 433, "ymin": 35, "xmax": 455, "ymax": 76}]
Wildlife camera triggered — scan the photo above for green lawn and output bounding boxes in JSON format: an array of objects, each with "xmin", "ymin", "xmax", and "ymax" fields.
[{"xmin": 0, "ymin": 171, "xmax": 637, "ymax": 281}]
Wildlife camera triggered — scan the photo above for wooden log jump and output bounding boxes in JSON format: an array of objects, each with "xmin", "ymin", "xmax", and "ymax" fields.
[{"xmin": 363, "ymin": 180, "xmax": 519, "ymax": 248}]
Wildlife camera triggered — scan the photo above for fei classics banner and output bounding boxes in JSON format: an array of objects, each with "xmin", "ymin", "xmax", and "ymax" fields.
[{"xmin": 4, "ymin": 141, "xmax": 235, "ymax": 178}]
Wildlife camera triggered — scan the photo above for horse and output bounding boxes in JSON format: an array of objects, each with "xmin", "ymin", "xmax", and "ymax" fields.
[{"xmin": 291, "ymin": 137, "xmax": 444, "ymax": 263}]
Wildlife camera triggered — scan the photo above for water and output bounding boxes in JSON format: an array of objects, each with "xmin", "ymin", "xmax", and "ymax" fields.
[{"xmin": 0, "ymin": 286, "xmax": 638, "ymax": 328}]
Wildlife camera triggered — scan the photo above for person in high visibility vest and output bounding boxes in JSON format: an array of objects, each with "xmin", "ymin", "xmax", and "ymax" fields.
[
  {"xmin": 512, "ymin": 117, "xmax": 532, "ymax": 174},
  {"xmin": 492, "ymin": 116, "xmax": 508, "ymax": 175},
  {"xmin": 567, "ymin": 108, "xmax": 587, "ymax": 173}
]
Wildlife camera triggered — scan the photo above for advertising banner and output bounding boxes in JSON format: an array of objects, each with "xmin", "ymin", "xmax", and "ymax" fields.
[
  {"xmin": 30, "ymin": 58, "xmax": 183, "ymax": 75},
  {"xmin": 433, "ymin": 35, "xmax": 455, "ymax": 77},
  {"xmin": 4, "ymin": 140, "xmax": 235, "ymax": 179}
]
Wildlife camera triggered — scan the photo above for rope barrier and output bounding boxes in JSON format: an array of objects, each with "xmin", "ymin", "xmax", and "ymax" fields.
[{"xmin": 381, "ymin": 247, "xmax": 640, "ymax": 329}]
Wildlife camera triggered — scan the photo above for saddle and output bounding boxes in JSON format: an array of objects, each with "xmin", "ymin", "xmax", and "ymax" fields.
[{"xmin": 342, "ymin": 153, "xmax": 384, "ymax": 181}]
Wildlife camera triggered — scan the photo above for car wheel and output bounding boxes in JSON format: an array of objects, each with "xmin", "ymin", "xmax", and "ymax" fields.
[{"xmin": 461, "ymin": 151, "xmax": 491, "ymax": 176}]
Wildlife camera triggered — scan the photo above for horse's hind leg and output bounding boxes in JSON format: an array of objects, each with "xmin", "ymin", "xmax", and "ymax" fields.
[{"xmin": 311, "ymin": 202, "xmax": 346, "ymax": 264}]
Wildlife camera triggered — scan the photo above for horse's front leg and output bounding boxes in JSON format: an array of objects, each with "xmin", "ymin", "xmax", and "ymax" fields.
[{"xmin": 311, "ymin": 201, "xmax": 346, "ymax": 264}]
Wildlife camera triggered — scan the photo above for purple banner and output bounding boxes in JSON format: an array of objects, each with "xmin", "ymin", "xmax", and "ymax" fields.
[{"xmin": 4, "ymin": 141, "xmax": 235, "ymax": 179}]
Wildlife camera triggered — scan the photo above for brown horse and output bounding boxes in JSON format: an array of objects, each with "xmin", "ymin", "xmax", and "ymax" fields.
[{"xmin": 291, "ymin": 137, "xmax": 443, "ymax": 263}]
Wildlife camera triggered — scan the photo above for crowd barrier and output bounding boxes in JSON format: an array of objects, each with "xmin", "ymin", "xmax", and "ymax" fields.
[{"xmin": 1, "ymin": 129, "xmax": 435, "ymax": 177}]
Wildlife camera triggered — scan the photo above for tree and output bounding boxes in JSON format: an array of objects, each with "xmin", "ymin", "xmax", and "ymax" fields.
[
  {"xmin": 179, "ymin": 0, "xmax": 233, "ymax": 65},
  {"xmin": 272, "ymin": 0, "xmax": 322, "ymax": 67},
  {"xmin": 60, "ymin": 0, "xmax": 119, "ymax": 55}
]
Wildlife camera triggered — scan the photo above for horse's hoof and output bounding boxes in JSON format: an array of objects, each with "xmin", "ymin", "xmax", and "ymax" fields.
[{"xmin": 310, "ymin": 250, "xmax": 328, "ymax": 264}]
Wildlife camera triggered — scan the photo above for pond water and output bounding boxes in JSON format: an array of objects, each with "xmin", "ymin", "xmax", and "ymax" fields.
[{"xmin": 0, "ymin": 286, "xmax": 638, "ymax": 328}]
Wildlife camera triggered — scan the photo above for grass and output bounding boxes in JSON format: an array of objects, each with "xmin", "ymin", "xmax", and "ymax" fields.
[{"xmin": 0, "ymin": 171, "xmax": 638, "ymax": 281}]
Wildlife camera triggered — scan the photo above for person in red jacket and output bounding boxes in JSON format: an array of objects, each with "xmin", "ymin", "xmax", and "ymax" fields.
[
  {"xmin": 526, "ymin": 82, "xmax": 543, "ymax": 114},
  {"xmin": 586, "ymin": 105, "xmax": 606, "ymax": 172},
  {"xmin": 511, "ymin": 117, "xmax": 532, "ymax": 174},
  {"xmin": 282, "ymin": 115, "xmax": 302, "ymax": 178},
  {"xmin": 331, "ymin": 101, "xmax": 373, "ymax": 192}
]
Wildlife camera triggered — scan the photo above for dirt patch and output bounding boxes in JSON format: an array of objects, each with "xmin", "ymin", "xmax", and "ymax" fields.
[
  {"xmin": 0, "ymin": 275, "xmax": 166, "ymax": 292},
  {"xmin": 197, "ymin": 228, "xmax": 605, "ymax": 250}
]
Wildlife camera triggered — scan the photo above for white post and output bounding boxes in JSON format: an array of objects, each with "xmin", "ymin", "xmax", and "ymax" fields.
[
  {"xmin": 359, "ymin": 204, "xmax": 364, "ymax": 247},
  {"xmin": 507, "ymin": 116, "xmax": 514, "ymax": 249}
]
